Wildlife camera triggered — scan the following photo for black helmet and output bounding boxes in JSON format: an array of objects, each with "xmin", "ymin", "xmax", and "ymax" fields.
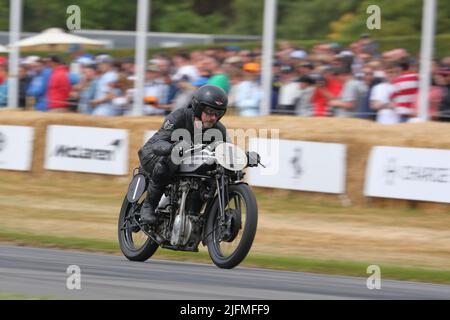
[{"xmin": 192, "ymin": 85, "xmax": 228, "ymax": 119}]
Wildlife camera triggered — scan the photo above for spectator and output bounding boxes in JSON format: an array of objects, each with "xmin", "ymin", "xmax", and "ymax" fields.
[
  {"xmin": 437, "ymin": 65, "xmax": 450, "ymax": 121},
  {"xmin": 277, "ymin": 64, "xmax": 300, "ymax": 115},
  {"xmin": 155, "ymin": 57, "xmax": 172, "ymax": 75},
  {"xmin": 109, "ymin": 74, "xmax": 132, "ymax": 116},
  {"xmin": 297, "ymin": 62, "xmax": 315, "ymax": 77},
  {"xmin": 141, "ymin": 64, "xmax": 169, "ymax": 115},
  {"xmin": 172, "ymin": 51, "xmax": 199, "ymax": 83},
  {"xmin": 328, "ymin": 66, "xmax": 367, "ymax": 118},
  {"xmin": 26, "ymin": 58, "xmax": 52, "ymax": 111},
  {"xmin": 18, "ymin": 65, "xmax": 32, "ymax": 109},
  {"xmin": 295, "ymin": 75, "xmax": 316, "ymax": 117},
  {"xmin": 0, "ymin": 56, "xmax": 7, "ymax": 86},
  {"xmin": 277, "ymin": 40, "xmax": 294, "ymax": 61},
  {"xmin": 46, "ymin": 55, "xmax": 72, "ymax": 112},
  {"xmin": 75, "ymin": 64, "xmax": 98, "ymax": 115},
  {"xmin": 390, "ymin": 56, "xmax": 419, "ymax": 122},
  {"xmin": 359, "ymin": 33, "xmax": 379, "ymax": 56},
  {"xmin": 356, "ymin": 65, "xmax": 383, "ymax": 120},
  {"xmin": 67, "ymin": 43, "xmax": 83, "ymax": 75},
  {"xmin": 270, "ymin": 61, "xmax": 283, "ymax": 114},
  {"xmin": 121, "ymin": 56, "xmax": 136, "ymax": 81},
  {"xmin": 234, "ymin": 62, "xmax": 262, "ymax": 116},
  {"xmin": 165, "ymin": 75, "xmax": 195, "ymax": 111},
  {"xmin": 91, "ymin": 55, "xmax": 119, "ymax": 116},
  {"xmin": 311, "ymin": 67, "xmax": 342, "ymax": 117},
  {"xmin": 204, "ymin": 56, "xmax": 230, "ymax": 93},
  {"xmin": 370, "ymin": 61, "xmax": 400, "ymax": 124},
  {"xmin": 0, "ymin": 64, "xmax": 8, "ymax": 107},
  {"xmin": 411, "ymin": 63, "xmax": 446, "ymax": 121}
]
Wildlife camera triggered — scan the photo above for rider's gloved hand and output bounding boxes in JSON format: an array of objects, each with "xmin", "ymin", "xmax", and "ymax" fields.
[{"xmin": 153, "ymin": 141, "xmax": 174, "ymax": 156}]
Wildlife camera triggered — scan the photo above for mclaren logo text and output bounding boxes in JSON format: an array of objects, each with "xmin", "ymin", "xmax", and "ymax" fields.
[{"xmin": 53, "ymin": 140, "xmax": 122, "ymax": 161}]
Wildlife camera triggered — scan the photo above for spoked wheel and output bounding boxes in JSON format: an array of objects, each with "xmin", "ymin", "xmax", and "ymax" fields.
[
  {"xmin": 118, "ymin": 192, "xmax": 158, "ymax": 262},
  {"xmin": 206, "ymin": 184, "xmax": 258, "ymax": 269}
]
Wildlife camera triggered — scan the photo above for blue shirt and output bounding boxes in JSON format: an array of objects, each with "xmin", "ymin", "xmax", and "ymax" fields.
[{"xmin": 26, "ymin": 67, "xmax": 52, "ymax": 111}]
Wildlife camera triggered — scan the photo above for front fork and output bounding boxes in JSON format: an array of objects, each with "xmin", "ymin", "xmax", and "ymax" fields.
[{"xmin": 214, "ymin": 169, "xmax": 231, "ymax": 240}]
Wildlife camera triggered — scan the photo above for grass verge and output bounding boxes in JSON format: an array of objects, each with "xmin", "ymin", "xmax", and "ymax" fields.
[
  {"xmin": 0, "ymin": 293, "xmax": 53, "ymax": 300},
  {"xmin": 1, "ymin": 230, "xmax": 449, "ymax": 285}
]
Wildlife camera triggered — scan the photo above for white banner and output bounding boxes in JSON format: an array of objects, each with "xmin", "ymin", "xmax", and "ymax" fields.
[
  {"xmin": 365, "ymin": 146, "xmax": 450, "ymax": 203},
  {"xmin": 246, "ymin": 138, "xmax": 347, "ymax": 194},
  {"xmin": 45, "ymin": 125, "xmax": 128, "ymax": 175},
  {"xmin": 0, "ymin": 125, "xmax": 34, "ymax": 171}
]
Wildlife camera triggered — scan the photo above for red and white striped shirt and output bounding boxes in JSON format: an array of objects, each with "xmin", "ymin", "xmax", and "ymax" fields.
[{"xmin": 390, "ymin": 72, "xmax": 419, "ymax": 115}]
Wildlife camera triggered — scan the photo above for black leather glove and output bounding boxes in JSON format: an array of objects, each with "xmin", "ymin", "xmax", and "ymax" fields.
[{"xmin": 153, "ymin": 141, "xmax": 173, "ymax": 156}]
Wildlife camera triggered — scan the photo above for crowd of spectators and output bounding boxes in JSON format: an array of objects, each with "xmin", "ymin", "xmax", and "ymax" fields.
[{"xmin": 1, "ymin": 35, "xmax": 450, "ymax": 123}]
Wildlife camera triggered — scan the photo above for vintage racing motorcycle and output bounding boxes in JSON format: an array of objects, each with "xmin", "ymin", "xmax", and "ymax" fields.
[{"xmin": 118, "ymin": 141, "xmax": 263, "ymax": 269}]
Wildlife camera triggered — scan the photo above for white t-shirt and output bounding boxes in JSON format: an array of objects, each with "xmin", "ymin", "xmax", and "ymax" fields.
[
  {"xmin": 278, "ymin": 82, "xmax": 301, "ymax": 106},
  {"xmin": 370, "ymin": 82, "xmax": 399, "ymax": 124}
]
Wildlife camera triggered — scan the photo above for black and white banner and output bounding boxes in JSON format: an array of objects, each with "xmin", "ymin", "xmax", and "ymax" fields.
[
  {"xmin": 0, "ymin": 125, "xmax": 34, "ymax": 171},
  {"xmin": 44, "ymin": 125, "xmax": 128, "ymax": 175},
  {"xmin": 364, "ymin": 146, "xmax": 450, "ymax": 203},
  {"xmin": 246, "ymin": 138, "xmax": 347, "ymax": 194}
]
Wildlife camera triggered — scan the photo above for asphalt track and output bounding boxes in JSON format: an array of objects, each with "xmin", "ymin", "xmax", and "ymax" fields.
[{"xmin": 0, "ymin": 245, "xmax": 449, "ymax": 300}]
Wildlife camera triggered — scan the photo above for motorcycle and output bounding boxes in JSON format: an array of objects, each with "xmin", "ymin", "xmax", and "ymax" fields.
[{"xmin": 118, "ymin": 141, "xmax": 263, "ymax": 269}]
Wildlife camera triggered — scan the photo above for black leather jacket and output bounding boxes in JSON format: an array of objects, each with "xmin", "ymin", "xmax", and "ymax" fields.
[{"xmin": 139, "ymin": 104, "xmax": 228, "ymax": 167}]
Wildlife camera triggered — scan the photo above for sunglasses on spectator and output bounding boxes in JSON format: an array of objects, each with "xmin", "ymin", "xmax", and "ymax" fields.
[{"xmin": 203, "ymin": 106, "xmax": 225, "ymax": 118}]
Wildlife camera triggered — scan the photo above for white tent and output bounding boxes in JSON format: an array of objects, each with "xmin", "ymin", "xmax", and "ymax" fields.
[
  {"xmin": 8, "ymin": 27, "xmax": 106, "ymax": 51},
  {"xmin": 0, "ymin": 45, "xmax": 9, "ymax": 53}
]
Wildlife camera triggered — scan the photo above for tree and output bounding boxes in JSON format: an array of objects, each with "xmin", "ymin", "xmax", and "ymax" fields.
[
  {"xmin": 0, "ymin": 0, "xmax": 448, "ymax": 41},
  {"xmin": 276, "ymin": 0, "xmax": 360, "ymax": 39},
  {"xmin": 227, "ymin": 0, "xmax": 264, "ymax": 35},
  {"xmin": 331, "ymin": 0, "xmax": 450, "ymax": 39},
  {"xmin": 151, "ymin": 0, "xmax": 226, "ymax": 34}
]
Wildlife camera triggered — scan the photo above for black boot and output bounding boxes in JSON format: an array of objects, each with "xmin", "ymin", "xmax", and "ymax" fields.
[{"xmin": 140, "ymin": 183, "xmax": 164, "ymax": 225}]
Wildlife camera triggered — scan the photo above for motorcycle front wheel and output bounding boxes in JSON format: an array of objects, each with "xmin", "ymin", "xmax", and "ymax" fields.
[{"xmin": 205, "ymin": 183, "xmax": 258, "ymax": 269}]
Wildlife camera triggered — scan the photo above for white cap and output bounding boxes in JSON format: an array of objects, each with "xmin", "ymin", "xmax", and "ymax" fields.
[
  {"xmin": 95, "ymin": 54, "xmax": 113, "ymax": 64},
  {"xmin": 289, "ymin": 50, "xmax": 308, "ymax": 59},
  {"xmin": 336, "ymin": 50, "xmax": 354, "ymax": 58},
  {"xmin": 22, "ymin": 55, "xmax": 40, "ymax": 65}
]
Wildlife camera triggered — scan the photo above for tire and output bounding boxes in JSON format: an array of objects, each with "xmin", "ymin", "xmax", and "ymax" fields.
[
  {"xmin": 118, "ymin": 196, "xmax": 159, "ymax": 262},
  {"xmin": 205, "ymin": 183, "xmax": 258, "ymax": 269}
]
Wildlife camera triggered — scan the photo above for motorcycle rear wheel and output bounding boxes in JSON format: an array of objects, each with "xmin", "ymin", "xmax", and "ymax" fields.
[{"xmin": 118, "ymin": 195, "xmax": 159, "ymax": 262}]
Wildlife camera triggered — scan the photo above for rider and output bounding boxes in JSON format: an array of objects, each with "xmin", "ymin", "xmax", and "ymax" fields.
[{"xmin": 138, "ymin": 84, "xmax": 229, "ymax": 225}]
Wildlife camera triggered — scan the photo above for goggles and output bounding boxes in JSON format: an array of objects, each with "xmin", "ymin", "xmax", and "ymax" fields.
[{"xmin": 203, "ymin": 106, "xmax": 225, "ymax": 118}]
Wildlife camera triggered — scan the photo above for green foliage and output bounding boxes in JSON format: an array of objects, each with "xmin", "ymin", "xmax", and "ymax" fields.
[
  {"xmin": 332, "ymin": 0, "xmax": 450, "ymax": 39},
  {"xmin": 0, "ymin": 0, "xmax": 448, "ymax": 49},
  {"xmin": 152, "ymin": 1, "xmax": 226, "ymax": 33},
  {"xmin": 276, "ymin": 0, "xmax": 361, "ymax": 39},
  {"xmin": 228, "ymin": 0, "xmax": 264, "ymax": 35}
]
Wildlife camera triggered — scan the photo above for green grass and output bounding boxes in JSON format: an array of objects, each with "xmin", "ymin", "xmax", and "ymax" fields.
[
  {"xmin": 1, "ymin": 229, "xmax": 449, "ymax": 285},
  {"xmin": 0, "ymin": 293, "xmax": 53, "ymax": 300}
]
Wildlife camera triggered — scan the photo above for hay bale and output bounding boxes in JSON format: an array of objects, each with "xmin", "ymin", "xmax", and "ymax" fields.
[{"xmin": 2, "ymin": 110, "xmax": 450, "ymax": 210}]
